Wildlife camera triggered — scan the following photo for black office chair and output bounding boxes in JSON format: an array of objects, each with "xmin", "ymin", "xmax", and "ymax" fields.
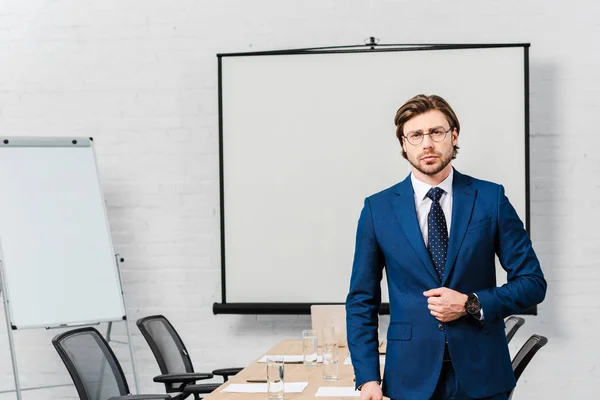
[
  {"xmin": 52, "ymin": 327, "xmax": 171, "ymax": 400},
  {"xmin": 504, "ymin": 316, "xmax": 525, "ymax": 343},
  {"xmin": 136, "ymin": 315, "xmax": 243, "ymax": 400},
  {"xmin": 508, "ymin": 334, "xmax": 548, "ymax": 400}
]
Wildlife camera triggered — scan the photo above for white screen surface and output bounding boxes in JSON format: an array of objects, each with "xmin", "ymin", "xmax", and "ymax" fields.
[
  {"xmin": 0, "ymin": 139, "xmax": 125, "ymax": 328},
  {"xmin": 220, "ymin": 46, "xmax": 526, "ymax": 304}
]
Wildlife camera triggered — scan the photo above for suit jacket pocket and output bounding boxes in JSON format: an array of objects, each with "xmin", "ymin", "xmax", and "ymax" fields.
[
  {"xmin": 467, "ymin": 216, "xmax": 492, "ymax": 233},
  {"xmin": 387, "ymin": 323, "xmax": 412, "ymax": 341}
]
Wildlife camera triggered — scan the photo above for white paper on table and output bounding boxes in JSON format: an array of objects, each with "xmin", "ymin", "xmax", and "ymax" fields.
[
  {"xmin": 315, "ymin": 387, "xmax": 361, "ymax": 397},
  {"xmin": 344, "ymin": 355, "xmax": 385, "ymax": 365},
  {"xmin": 258, "ymin": 354, "xmax": 323, "ymax": 363},
  {"xmin": 221, "ymin": 382, "xmax": 309, "ymax": 393},
  {"xmin": 222, "ymin": 384, "xmax": 267, "ymax": 393}
]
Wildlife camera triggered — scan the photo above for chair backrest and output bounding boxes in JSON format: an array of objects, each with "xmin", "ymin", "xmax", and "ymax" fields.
[
  {"xmin": 504, "ymin": 316, "xmax": 525, "ymax": 343},
  {"xmin": 310, "ymin": 305, "xmax": 347, "ymax": 346},
  {"xmin": 136, "ymin": 315, "xmax": 195, "ymax": 375},
  {"xmin": 512, "ymin": 334, "xmax": 548, "ymax": 382},
  {"xmin": 52, "ymin": 327, "xmax": 130, "ymax": 400}
]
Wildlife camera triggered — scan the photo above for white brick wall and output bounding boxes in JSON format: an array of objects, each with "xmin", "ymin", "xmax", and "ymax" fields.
[{"xmin": 0, "ymin": 0, "xmax": 598, "ymax": 398}]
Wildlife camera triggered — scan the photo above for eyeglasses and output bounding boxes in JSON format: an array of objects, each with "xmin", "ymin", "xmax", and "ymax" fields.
[{"xmin": 403, "ymin": 127, "xmax": 452, "ymax": 146}]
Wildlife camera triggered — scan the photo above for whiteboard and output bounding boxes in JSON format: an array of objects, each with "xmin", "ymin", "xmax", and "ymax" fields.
[
  {"xmin": 218, "ymin": 45, "xmax": 527, "ymax": 307},
  {"xmin": 0, "ymin": 138, "xmax": 125, "ymax": 329}
]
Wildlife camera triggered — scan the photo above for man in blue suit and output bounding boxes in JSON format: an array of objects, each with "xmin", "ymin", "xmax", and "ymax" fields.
[{"xmin": 345, "ymin": 94, "xmax": 547, "ymax": 400}]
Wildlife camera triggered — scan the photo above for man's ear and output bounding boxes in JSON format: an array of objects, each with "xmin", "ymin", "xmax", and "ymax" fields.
[{"xmin": 451, "ymin": 129, "xmax": 459, "ymax": 146}]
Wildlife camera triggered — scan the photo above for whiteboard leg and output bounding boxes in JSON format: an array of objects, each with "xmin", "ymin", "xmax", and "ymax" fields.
[
  {"xmin": 124, "ymin": 320, "xmax": 140, "ymax": 394},
  {"xmin": 0, "ymin": 288, "xmax": 23, "ymax": 400},
  {"xmin": 114, "ymin": 255, "xmax": 140, "ymax": 394},
  {"xmin": 106, "ymin": 320, "xmax": 113, "ymax": 341},
  {"xmin": 0, "ymin": 247, "xmax": 22, "ymax": 400}
]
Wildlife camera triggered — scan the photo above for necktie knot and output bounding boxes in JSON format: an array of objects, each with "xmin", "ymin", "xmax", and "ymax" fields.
[{"xmin": 426, "ymin": 187, "xmax": 445, "ymax": 203}]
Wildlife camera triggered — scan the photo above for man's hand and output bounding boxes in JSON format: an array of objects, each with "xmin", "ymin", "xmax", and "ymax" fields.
[
  {"xmin": 423, "ymin": 287, "xmax": 468, "ymax": 322},
  {"xmin": 360, "ymin": 381, "xmax": 383, "ymax": 400}
]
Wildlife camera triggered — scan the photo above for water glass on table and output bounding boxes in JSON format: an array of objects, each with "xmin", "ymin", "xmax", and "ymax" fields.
[
  {"xmin": 302, "ymin": 329, "xmax": 318, "ymax": 367},
  {"xmin": 322, "ymin": 324, "xmax": 336, "ymax": 344},
  {"xmin": 322, "ymin": 340, "xmax": 339, "ymax": 381},
  {"xmin": 266, "ymin": 356, "xmax": 285, "ymax": 400}
]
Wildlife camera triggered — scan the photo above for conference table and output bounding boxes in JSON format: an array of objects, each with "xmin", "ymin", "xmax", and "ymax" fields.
[{"xmin": 203, "ymin": 339, "xmax": 389, "ymax": 400}]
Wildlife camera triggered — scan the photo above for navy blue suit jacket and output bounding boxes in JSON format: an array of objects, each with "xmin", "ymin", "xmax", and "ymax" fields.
[{"xmin": 346, "ymin": 169, "xmax": 546, "ymax": 400}]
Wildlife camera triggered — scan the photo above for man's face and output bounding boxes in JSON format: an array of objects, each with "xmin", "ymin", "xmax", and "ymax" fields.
[{"xmin": 401, "ymin": 109, "xmax": 458, "ymax": 176}]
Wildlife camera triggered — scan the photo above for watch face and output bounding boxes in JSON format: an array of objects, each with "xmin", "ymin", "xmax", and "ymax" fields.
[{"xmin": 466, "ymin": 299, "xmax": 481, "ymax": 314}]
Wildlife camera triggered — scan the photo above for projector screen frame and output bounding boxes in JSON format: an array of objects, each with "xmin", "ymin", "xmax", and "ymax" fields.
[{"xmin": 213, "ymin": 43, "xmax": 533, "ymax": 316}]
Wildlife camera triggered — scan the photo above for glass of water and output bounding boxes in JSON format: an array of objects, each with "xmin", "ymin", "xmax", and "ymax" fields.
[
  {"xmin": 266, "ymin": 356, "xmax": 284, "ymax": 400},
  {"xmin": 302, "ymin": 329, "xmax": 318, "ymax": 367},
  {"xmin": 322, "ymin": 324, "xmax": 336, "ymax": 344},
  {"xmin": 322, "ymin": 340, "xmax": 339, "ymax": 381}
]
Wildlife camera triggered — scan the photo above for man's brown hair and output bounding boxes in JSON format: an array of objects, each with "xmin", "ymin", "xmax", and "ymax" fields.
[{"xmin": 394, "ymin": 94, "xmax": 460, "ymax": 160}]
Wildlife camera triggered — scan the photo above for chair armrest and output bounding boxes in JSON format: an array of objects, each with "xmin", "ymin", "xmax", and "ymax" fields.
[
  {"xmin": 153, "ymin": 372, "xmax": 214, "ymax": 384},
  {"xmin": 212, "ymin": 367, "xmax": 243, "ymax": 381},
  {"xmin": 182, "ymin": 383, "xmax": 222, "ymax": 394},
  {"xmin": 109, "ymin": 395, "xmax": 171, "ymax": 400}
]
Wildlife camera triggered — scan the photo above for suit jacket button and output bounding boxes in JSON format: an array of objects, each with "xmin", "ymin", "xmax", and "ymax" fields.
[{"xmin": 438, "ymin": 323, "xmax": 445, "ymax": 331}]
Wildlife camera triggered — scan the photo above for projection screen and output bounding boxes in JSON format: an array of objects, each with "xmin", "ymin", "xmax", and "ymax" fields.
[{"xmin": 214, "ymin": 44, "xmax": 529, "ymax": 314}]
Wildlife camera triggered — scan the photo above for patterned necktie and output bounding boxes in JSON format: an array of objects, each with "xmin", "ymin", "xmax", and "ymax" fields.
[{"xmin": 426, "ymin": 187, "xmax": 448, "ymax": 280}]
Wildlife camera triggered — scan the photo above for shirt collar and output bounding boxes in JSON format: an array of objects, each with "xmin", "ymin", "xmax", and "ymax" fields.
[{"xmin": 410, "ymin": 167, "xmax": 454, "ymax": 201}]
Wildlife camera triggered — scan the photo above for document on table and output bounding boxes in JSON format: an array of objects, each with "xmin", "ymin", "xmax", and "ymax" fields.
[
  {"xmin": 344, "ymin": 355, "xmax": 385, "ymax": 365},
  {"xmin": 222, "ymin": 382, "xmax": 309, "ymax": 393},
  {"xmin": 258, "ymin": 354, "xmax": 323, "ymax": 363},
  {"xmin": 315, "ymin": 387, "xmax": 361, "ymax": 397}
]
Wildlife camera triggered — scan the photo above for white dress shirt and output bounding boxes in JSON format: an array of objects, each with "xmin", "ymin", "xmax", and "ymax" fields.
[{"xmin": 411, "ymin": 170, "xmax": 453, "ymax": 247}]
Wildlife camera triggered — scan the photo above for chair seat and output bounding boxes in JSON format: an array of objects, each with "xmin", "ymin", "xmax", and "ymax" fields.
[{"xmin": 181, "ymin": 383, "xmax": 222, "ymax": 394}]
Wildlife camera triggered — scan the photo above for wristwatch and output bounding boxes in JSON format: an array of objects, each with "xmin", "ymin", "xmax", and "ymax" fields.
[{"xmin": 465, "ymin": 293, "xmax": 481, "ymax": 316}]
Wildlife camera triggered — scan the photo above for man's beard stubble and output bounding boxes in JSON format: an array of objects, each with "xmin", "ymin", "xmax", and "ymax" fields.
[{"xmin": 408, "ymin": 150, "xmax": 453, "ymax": 176}]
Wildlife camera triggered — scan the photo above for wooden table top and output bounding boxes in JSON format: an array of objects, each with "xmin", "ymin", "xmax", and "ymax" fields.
[{"xmin": 203, "ymin": 339, "xmax": 388, "ymax": 400}]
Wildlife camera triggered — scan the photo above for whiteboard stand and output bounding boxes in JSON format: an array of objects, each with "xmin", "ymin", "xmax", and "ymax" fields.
[
  {"xmin": 0, "ymin": 250, "xmax": 140, "ymax": 399},
  {"xmin": 0, "ymin": 137, "xmax": 140, "ymax": 398}
]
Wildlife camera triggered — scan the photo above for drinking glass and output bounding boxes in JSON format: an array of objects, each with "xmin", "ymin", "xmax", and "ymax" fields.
[
  {"xmin": 322, "ymin": 340, "xmax": 339, "ymax": 381},
  {"xmin": 302, "ymin": 329, "xmax": 318, "ymax": 367},
  {"xmin": 266, "ymin": 356, "xmax": 285, "ymax": 400}
]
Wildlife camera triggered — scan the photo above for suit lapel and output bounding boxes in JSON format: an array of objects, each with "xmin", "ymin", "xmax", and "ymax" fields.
[
  {"xmin": 442, "ymin": 169, "xmax": 476, "ymax": 285},
  {"xmin": 393, "ymin": 176, "xmax": 440, "ymax": 284}
]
